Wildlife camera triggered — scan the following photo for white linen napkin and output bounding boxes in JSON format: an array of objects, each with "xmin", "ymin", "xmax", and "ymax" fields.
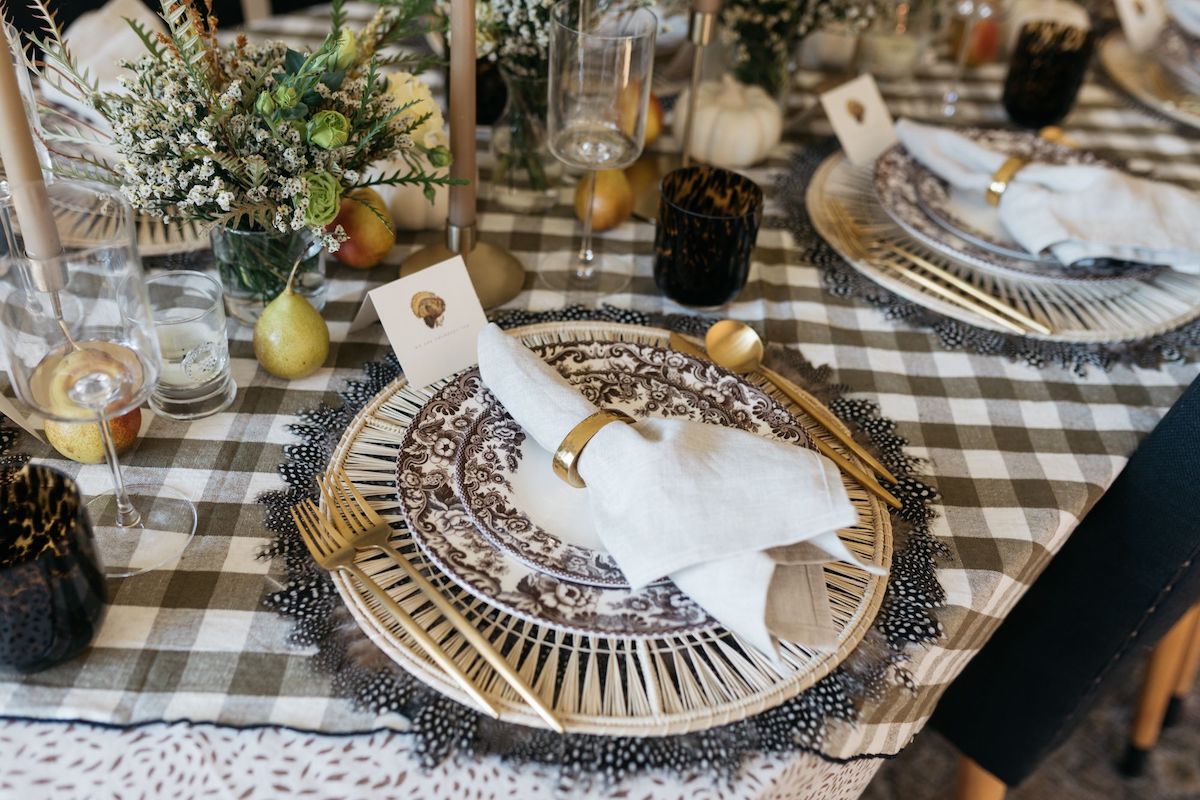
[
  {"xmin": 40, "ymin": 0, "xmax": 166, "ymax": 127},
  {"xmin": 1167, "ymin": 0, "xmax": 1200, "ymax": 38},
  {"xmin": 894, "ymin": 119, "xmax": 1200, "ymax": 272},
  {"xmin": 477, "ymin": 324, "xmax": 880, "ymax": 659}
]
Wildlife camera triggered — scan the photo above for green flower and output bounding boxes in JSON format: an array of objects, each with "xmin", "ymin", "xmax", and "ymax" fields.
[
  {"xmin": 254, "ymin": 91, "xmax": 276, "ymax": 117},
  {"xmin": 426, "ymin": 145, "xmax": 452, "ymax": 168},
  {"xmin": 302, "ymin": 171, "xmax": 342, "ymax": 227},
  {"xmin": 333, "ymin": 29, "xmax": 359, "ymax": 71},
  {"xmin": 273, "ymin": 85, "xmax": 299, "ymax": 109},
  {"xmin": 306, "ymin": 110, "xmax": 350, "ymax": 149}
]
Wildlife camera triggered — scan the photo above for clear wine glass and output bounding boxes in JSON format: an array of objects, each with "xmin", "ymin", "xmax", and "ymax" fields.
[
  {"xmin": 543, "ymin": 0, "xmax": 658, "ymax": 295},
  {"xmin": 0, "ymin": 178, "xmax": 197, "ymax": 578}
]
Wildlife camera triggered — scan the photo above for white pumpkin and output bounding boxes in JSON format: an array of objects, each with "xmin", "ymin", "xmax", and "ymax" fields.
[
  {"xmin": 673, "ymin": 75, "xmax": 784, "ymax": 169},
  {"xmin": 374, "ymin": 177, "xmax": 449, "ymax": 232}
]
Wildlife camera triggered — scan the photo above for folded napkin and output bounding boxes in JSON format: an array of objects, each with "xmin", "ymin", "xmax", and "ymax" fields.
[
  {"xmin": 477, "ymin": 324, "xmax": 879, "ymax": 659},
  {"xmin": 895, "ymin": 119, "xmax": 1200, "ymax": 272},
  {"xmin": 1168, "ymin": 0, "xmax": 1200, "ymax": 39},
  {"xmin": 41, "ymin": 0, "xmax": 166, "ymax": 127}
]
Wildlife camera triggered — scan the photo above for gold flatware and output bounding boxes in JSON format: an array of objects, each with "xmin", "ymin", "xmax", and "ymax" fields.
[
  {"xmin": 704, "ymin": 320, "xmax": 900, "ymax": 485},
  {"xmin": 289, "ymin": 499, "xmax": 501, "ymax": 719},
  {"xmin": 318, "ymin": 469, "xmax": 565, "ymax": 733},
  {"xmin": 668, "ymin": 331, "xmax": 902, "ymax": 511},
  {"xmin": 828, "ymin": 203, "xmax": 1052, "ymax": 336}
]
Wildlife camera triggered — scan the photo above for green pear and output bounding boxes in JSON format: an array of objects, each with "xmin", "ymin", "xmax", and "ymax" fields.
[{"xmin": 253, "ymin": 282, "xmax": 330, "ymax": 380}]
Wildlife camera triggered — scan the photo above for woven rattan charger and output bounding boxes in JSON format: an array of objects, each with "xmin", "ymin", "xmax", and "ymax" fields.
[{"xmin": 321, "ymin": 321, "xmax": 892, "ymax": 736}]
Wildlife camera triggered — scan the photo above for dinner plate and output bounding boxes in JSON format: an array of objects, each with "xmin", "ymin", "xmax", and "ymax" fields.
[
  {"xmin": 1100, "ymin": 32, "xmax": 1200, "ymax": 133},
  {"xmin": 451, "ymin": 339, "xmax": 815, "ymax": 590},
  {"xmin": 810, "ymin": 150, "xmax": 1200, "ymax": 343},
  {"xmin": 874, "ymin": 129, "xmax": 1161, "ymax": 283},
  {"xmin": 397, "ymin": 338, "xmax": 817, "ymax": 637},
  {"xmin": 1157, "ymin": 23, "xmax": 1200, "ymax": 94}
]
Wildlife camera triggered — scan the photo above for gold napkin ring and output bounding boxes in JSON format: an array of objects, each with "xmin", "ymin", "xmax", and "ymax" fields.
[
  {"xmin": 986, "ymin": 156, "xmax": 1029, "ymax": 207},
  {"xmin": 552, "ymin": 409, "xmax": 636, "ymax": 489}
]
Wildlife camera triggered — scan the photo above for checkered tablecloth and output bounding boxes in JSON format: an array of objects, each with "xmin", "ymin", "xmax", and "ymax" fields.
[{"xmin": 3, "ymin": 4, "xmax": 1200, "ymax": 797}]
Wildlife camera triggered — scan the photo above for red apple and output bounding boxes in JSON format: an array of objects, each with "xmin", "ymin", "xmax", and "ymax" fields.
[
  {"xmin": 45, "ymin": 408, "xmax": 141, "ymax": 465},
  {"xmin": 331, "ymin": 188, "xmax": 395, "ymax": 269}
]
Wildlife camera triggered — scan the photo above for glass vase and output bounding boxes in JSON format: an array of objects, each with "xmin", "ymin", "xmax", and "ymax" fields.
[
  {"xmin": 209, "ymin": 226, "xmax": 326, "ymax": 325},
  {"xmin": 489, "ymin": 69, "xmax": 562, "ymax": 214}
]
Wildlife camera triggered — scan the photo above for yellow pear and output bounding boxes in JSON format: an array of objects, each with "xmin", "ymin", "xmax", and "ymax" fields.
[{"xmin": 253, "ymin": 281, "xmax": 330, "ymax": 380}]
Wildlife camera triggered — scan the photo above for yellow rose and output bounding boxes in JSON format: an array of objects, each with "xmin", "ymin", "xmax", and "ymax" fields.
[{"xmin": 385, "ymin": 72, "xmax": 445, "ymax": 149}]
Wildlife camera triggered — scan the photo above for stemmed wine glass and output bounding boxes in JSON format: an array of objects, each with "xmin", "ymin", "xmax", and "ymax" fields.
[
  {"xmin": 543, "ymin": 0, "xmax": 657, "ymax": 295},
  {"xmin": 0, "ymin": 179, "xmax": 197, "ymax": 578}
]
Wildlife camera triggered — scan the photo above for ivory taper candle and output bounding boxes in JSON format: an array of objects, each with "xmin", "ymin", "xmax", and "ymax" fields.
[
  {"xmin": 0, "ymin": 23, "xmax": 62, "ymax": 261},
  {"xmin": 447, "ymin": 0, "xmax": 477, "ymax": 230}
]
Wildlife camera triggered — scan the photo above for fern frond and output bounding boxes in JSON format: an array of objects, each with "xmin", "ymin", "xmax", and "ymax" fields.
[
  {"xmin": 330, "ymin": 0, "xmax": 346, "ymax": 36},
  {"xmin": 124, "ymin": 17, "xmax": 167, "ymax": 62},
  {"xmin": 158, "ymin": 0, "xmax": 213, "ymax": 85},
  {"xmin": 209, "ymin": 203, "xmax": 278, "ymax": 231},
  {"xmin": 182, "ymin": 147, "xmax": 248, "ymax": 183}
]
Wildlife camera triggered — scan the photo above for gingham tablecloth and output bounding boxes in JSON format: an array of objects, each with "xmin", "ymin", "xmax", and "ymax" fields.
[{"xmin": 3, "ymin": 5, "xmax": 1200, "ymax": 798}]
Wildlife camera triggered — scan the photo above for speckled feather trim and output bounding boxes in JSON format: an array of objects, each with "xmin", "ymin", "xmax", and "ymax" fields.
[
  {"xmin": 259, "ymin": 308, "xmax": 947, "ymax": 782},
  {"xmin": 774, "ymin": 140, "xmax": 1200, "ymax": 375},
  {"xmin": 0, "ymin": 422, "xmax": 30, "ymax": 485}
]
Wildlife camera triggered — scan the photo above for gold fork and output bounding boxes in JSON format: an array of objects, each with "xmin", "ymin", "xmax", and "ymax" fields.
[
  {"xmin": 317, "ymin": 468, "xmax": 564, "ymax": 733},
  {"xmin": 828, "ymin": 202, "xmax": 1053, "ymax": 336},
  {"xmin": 289, "ymin": 499, "xmax": 501, "ymax": 719}
]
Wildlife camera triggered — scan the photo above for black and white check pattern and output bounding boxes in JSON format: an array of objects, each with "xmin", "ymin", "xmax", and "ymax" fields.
[{"xmin": 2, "ymin": 4, "xmax": 1200, "ymax": 797}]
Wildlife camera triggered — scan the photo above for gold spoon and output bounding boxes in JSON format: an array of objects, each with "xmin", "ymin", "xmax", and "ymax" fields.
[
  {"xmin": 671, "ymin": 324, "xmax": 901, "ymax": 511},
  {"xmin": 704, "ymin": 320, "xmax": 900, "ymax": 485}
]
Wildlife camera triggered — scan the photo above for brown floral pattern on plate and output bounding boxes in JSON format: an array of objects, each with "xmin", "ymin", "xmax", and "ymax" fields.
[
  {"xmin": 396, "ymin": 340, "xmax": 815, "ymax": 638},
  {"xmin": 453, "ymin": 340, "xmax": 815, "ymax": 589}
]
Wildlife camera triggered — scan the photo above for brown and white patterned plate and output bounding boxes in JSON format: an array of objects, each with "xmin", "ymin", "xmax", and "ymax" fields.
[
  {"xmin": 1100, "ymin": 32, "xmax": 1200, "ymax": 133},
  {"xmin": 451, "ymin": 340, "xmax": 816, "ymax": 590},
  {"xmin": 874, "ymin": 128, "xmax": 1161, "ymax": 283},
  {"xmin": 1157, "ymin": 23, "xmax": 1200, "ymax": 93},
  {"xmin": 397, "ymin": 339, "xmax": 816, "ymax": 637}
]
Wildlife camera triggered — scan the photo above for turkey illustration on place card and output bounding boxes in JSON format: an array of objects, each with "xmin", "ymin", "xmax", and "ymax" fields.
[
  {"xmin": 1114, "ymin": 0, "xmax": 1165, "ymax": 52},
  {"xmin": 819, "ymin": 74, "xmax": 897, "ymax": 166},
  {"xmin": 349, "ymin": 256, "xmax": 488, "ymax": 388}
]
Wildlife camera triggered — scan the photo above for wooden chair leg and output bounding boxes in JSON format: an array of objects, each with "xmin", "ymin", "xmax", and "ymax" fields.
[
  {"xmin": 1121, "ymin": 605, "xmax": 1200, "ymax": 776},
  {"xmin": 954, "ymin": 755, "xmax": 1007, "ymax": 800},
  {"xmin": 1163, "ymin": 604, "xmax": 1200, "ymax": 728}
]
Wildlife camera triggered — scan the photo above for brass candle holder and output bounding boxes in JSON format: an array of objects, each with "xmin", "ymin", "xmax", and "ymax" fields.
[
  {"xmin": 402, "ymin": 0, "xmax": 525, "ymax": 310},
  {"xmin": 631, "ymin": 4, "xmax": 719, "ymax": 222},
  {"xmin": 400, "ymin": 223, "xmax": 525, "ymax": 309}
]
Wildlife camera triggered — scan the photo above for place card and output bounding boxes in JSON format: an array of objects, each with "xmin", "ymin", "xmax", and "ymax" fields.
[
  {"xmin": 350, "ymin": 255, "xmax": 487, "ymax": 388},
  {"xmin": 1114, "ymin": 0, "xmax": 1166, "ymax": 52},
  {"xmin": 819, "ymin": 74, "xmax": 898, "ymax": 167}
]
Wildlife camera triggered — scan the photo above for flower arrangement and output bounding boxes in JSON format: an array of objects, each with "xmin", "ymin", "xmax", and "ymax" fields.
[
  {"xmin": 26, "ymin": 0, "xmax": 454, "ymax": 253},
  {"xmin": 721, "ymin": 0, "xmax": 880, "ymax": 96},
  {"xmin": 472, "ymin": 0, "xmax": 554, "ymax": 78}
]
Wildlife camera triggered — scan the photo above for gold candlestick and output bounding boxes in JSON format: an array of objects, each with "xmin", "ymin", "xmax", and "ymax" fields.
[
  {"xmin": 632, "ymin": 0, "xmax": 721, "ymax": 222},
  {"xmin": 401, "ymin": 0, "xmax": 524, "ymax": 309}
]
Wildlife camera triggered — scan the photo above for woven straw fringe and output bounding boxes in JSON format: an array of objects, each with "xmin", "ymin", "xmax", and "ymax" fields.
[{"xmin": 323, "ymin": 321, "xmax": 892, "ymax": 736}]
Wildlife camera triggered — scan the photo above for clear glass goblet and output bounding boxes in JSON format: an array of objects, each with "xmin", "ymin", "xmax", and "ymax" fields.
[
  {"xmin": 0, "ymin": 178, "xmax": 197, "ymax": 578},
  {"xmin": 542, "ymin": 0, "xmax": 658, "ymax": 296}
]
